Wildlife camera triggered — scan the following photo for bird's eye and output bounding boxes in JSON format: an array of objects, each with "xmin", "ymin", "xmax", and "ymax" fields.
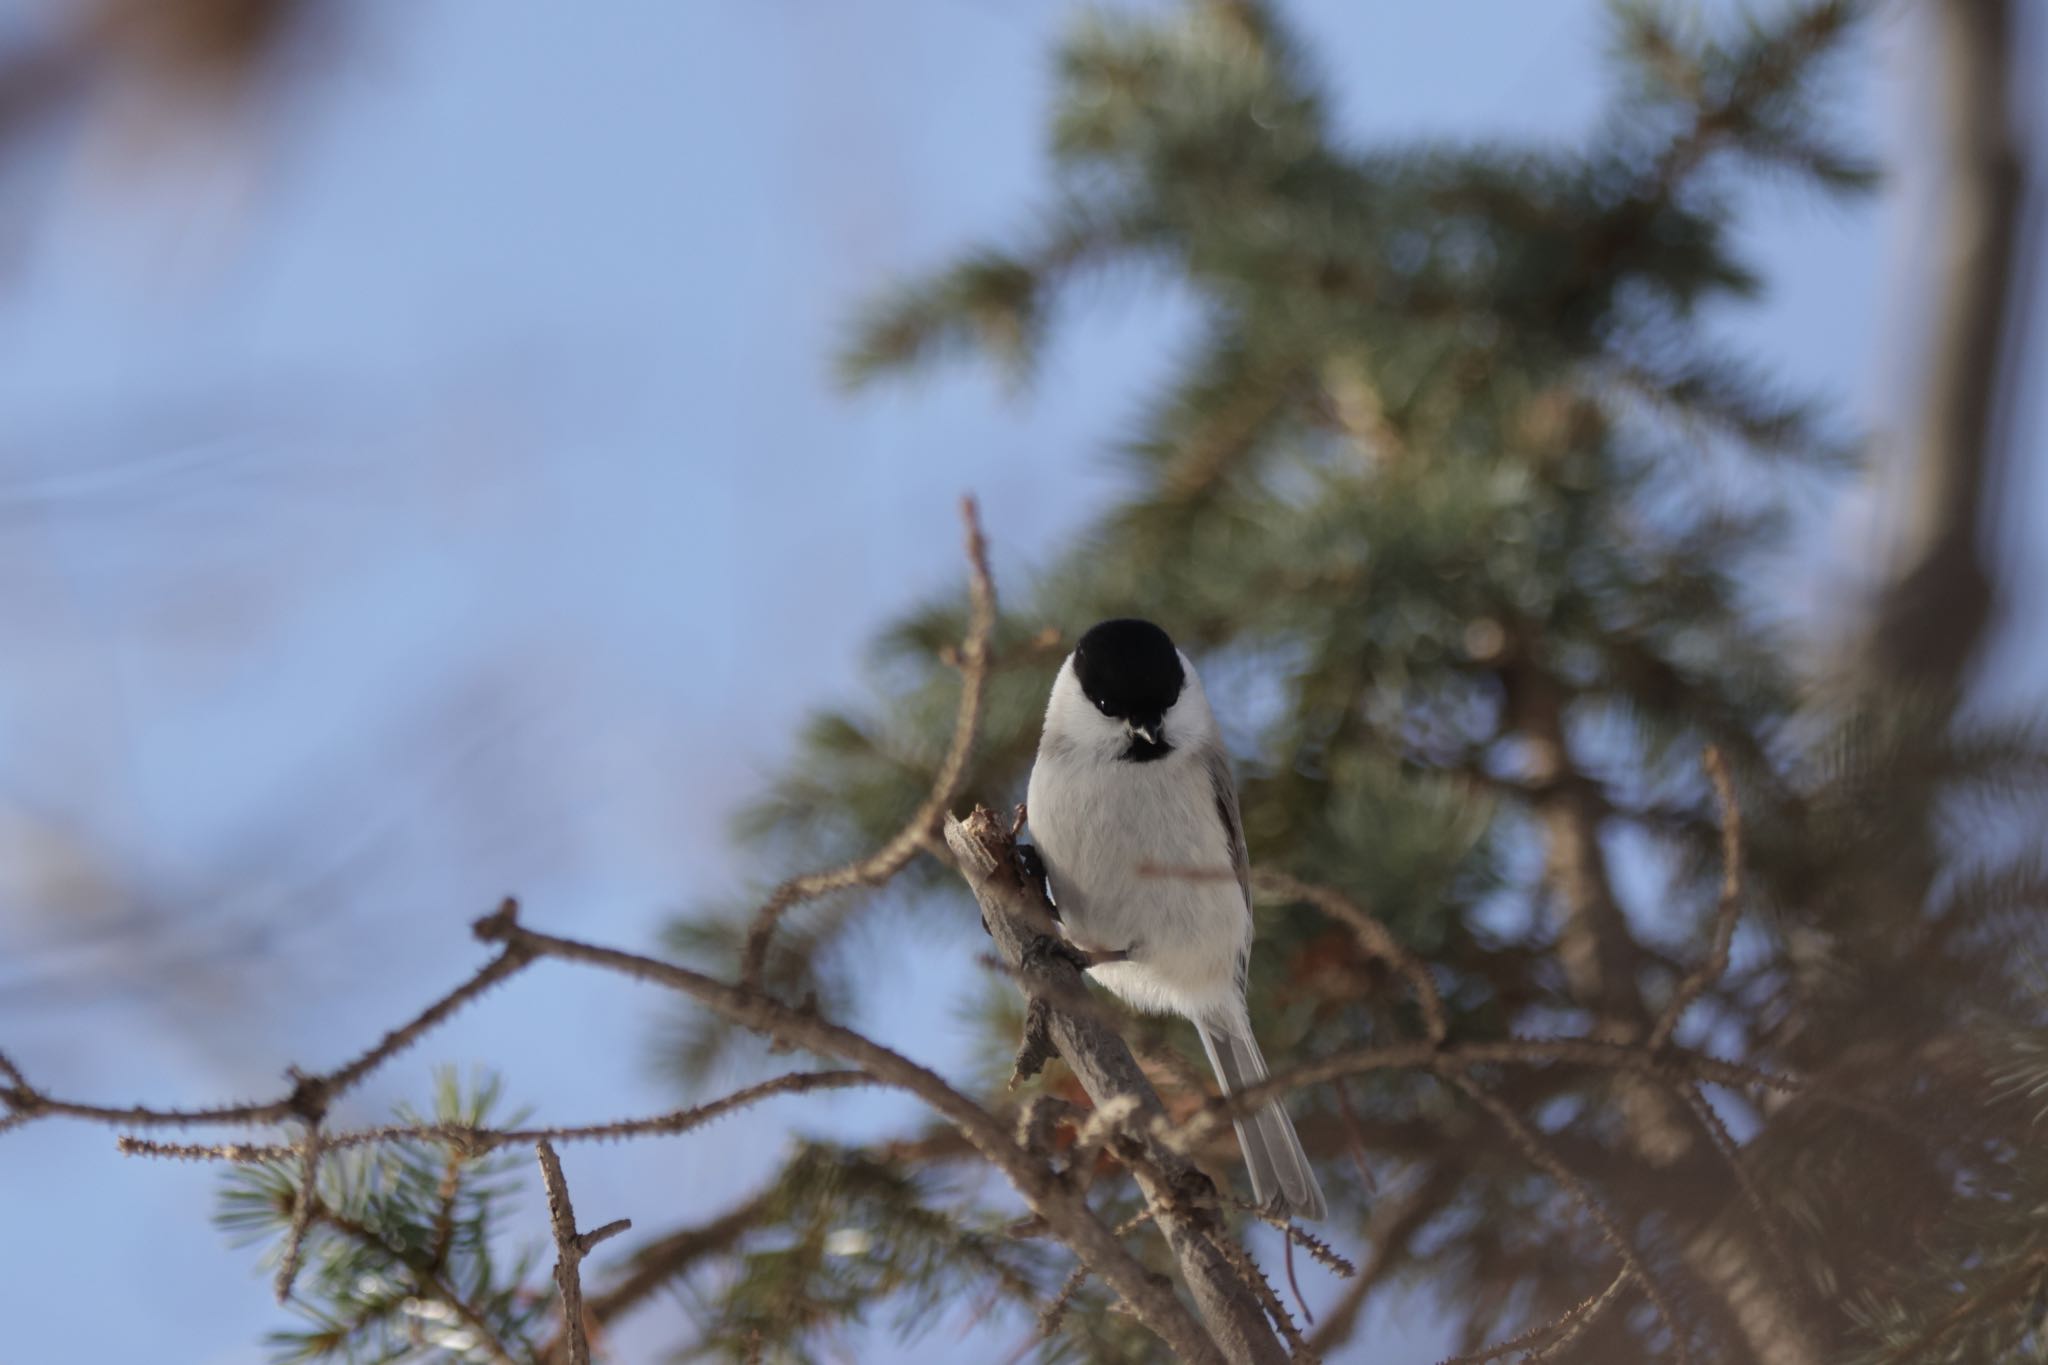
[{"xmin": 1095, "ymin": 698, "xmax": 1111, "ymax": 714}]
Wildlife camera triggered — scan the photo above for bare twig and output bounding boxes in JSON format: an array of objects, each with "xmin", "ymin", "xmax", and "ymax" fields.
[
  {"xmin": 1442, "ymin": 1069, "xmax": 1689, "ymax": 1365},
  {"xmin": 543, "ymin": 1193, "xmax": 770, "ymax": 1364},
  {"xmin": 119, "ymin": 1069, "xmax": 875, "ymax": 1163},
  {"xmin": 536, "ymin": 1139, "xmax": 631, "ymax": 1365},
  {"xmin": 1440, "ymin": 1266, "xmax": 1630, "ymax": 1365},
  {"xmin": 316, "ymin": 942, "xmax": 537, "ymax": 1107},
  {"xmin": 740, "ymin": 495, "xmax": 997, "ymax": 987},
  {"xmin": 1679, "ymin": 1083, "xmax": 1803, "ymax": 1302},
  {"xmin": 1179, "ymin": 1036, "xmax": 1804, "ymax": 1152},
  {"xmin": 2, "ymin": 940, "xmax": 535, "ymax": 1136},
  {"xmin": 1307, "ymin": 1171, "xmax": 1449, "ymax": 1356},
  {"xmin": 1254, "ymin": 870, "xmax": 1448, "ymax": 1045},
  {"xmin": 1648, "ymin": 746, "xmax": 1743, "ymax": 1053}
]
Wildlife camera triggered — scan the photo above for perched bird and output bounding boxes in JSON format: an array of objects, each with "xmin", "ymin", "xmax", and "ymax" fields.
[{"xmin": 1025, "ymin": 618, "xmax": 1327, "ymax": 1221}]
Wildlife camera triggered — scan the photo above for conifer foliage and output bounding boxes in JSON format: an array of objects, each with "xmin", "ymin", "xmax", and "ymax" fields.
[{"xmin": 10, "ymin": 3, "xmax": 2041, "ymax": 1362}]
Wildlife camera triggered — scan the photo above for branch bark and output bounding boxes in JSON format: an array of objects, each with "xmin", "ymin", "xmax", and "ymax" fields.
[
  {"xmin": 944, "ymin": 806, "xmax": 1291, "ymax": 1365},
  {"xmin": 536, "ymin": 1139, "xmax": 631, "ymax": 1365},
  {"xmin": 470, "ymin": 901, "xmax": 1232, "ymax": 1365}
]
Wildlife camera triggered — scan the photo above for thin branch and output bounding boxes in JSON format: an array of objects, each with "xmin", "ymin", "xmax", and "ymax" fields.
[
  {"xmin": 1678, "ymin": 1083, "xmax": 1803, "ymax": 1302},
  {"xmin": 1307, "ymin": 1171, "xmax": 1451, "ymax": 1356},
  {"xmin": 1648, "ymin": 746, "xmax": 1743, "ymax": 1053},
  {"xmin": 1442, "ymin": 1068, "xmax": 1690, "ymax": 1365},
  {"xmin": 1038, "ymin": 1263, "xmax": 1091, "ymax": 1341},
  {"xmin": 316, "ymin": 943, "xmax": 538, "ymax": 1109},
  {"xmin": 1248, "ymin": 1211, "xmax": 1356, "ymax": 1280},
  {"xmin": 543, "ymin": 1193, "xmax": 770, "ymax": 1364},
  {"xmin": 417, "ymin": 1274, "xmax": 525, "ymax": 1365},
  {"xmin": 469, "ymin": 899, "xmax": 1232, "ymax": 1365},
  {"xmin": 1253, "ymin": 870, "xmax": 1448, "ymax": 1045},
  {"xmin": 1440, "ymin": 1267, "xmax": 1630, "ymax": 1365},
  {"xmin": 2, "ymin": 941, "xmax": 535, "ymax": 1135},
  {"xmin": 119, "ymin": 1069, "xmax": 876, "ymax": 1163},
  {"xmin": 1526, "ymin": 1267, "xmax": 1633, "ymax": 1362},
  {"xmin": 1033, "ymin": 1205, "xmax": 1159, "ymax": 1349},
  {"xmin": 739, "ymin": 494, "xmax": 997, "ymax": 987},
  {"xmin": 1179, "ymin": 1036, "xmax": 1804, "ymax": 1151},
  {"xmin": 537, "ymin": 1138, "xmax": 631, "ymax": 1365}
]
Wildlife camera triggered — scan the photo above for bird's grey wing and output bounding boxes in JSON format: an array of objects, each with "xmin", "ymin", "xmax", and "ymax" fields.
[{"xmin": 1203, "ymin": 744, "xmax": 1253, "ymax": 917}]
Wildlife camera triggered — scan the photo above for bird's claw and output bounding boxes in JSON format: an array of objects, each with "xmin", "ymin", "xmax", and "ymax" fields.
[
  {"xmin": 1013, "ymin": 841, "xmax": 1059, "ymax": 923},
  {"xmin": 1021, "ymin": 932, "xmax": 1091, "ymax": 976}
]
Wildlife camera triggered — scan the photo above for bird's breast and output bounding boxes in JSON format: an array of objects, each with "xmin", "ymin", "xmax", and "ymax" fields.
[{"xmin": 1025, "ymin": 749, "xmax": 1243, "ymax": 956}]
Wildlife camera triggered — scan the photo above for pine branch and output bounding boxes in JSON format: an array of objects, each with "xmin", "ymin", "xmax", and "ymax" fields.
[
  {"xmin": 315, "ymin": 1201, "xmax": 525, "ymax": 1365},
  {"xmin": 1875, "ymin": 1248, "xmax": 2048, "ymax": 1364}
]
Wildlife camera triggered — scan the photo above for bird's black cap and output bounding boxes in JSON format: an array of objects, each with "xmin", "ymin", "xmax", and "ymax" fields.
[{"xmin": 1072, "ymin": 619, "xmax": 1185, "ymax": 725}]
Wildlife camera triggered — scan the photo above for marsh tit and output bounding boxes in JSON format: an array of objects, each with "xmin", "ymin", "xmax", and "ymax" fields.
[{"xmin": 1025, "ymin": 618, "xmax": 1327, "ymax": 1221}]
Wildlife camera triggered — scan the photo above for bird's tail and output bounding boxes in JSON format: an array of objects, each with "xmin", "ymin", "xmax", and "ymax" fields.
[{"xmin": 1196, "ymin": 1019, "xmax": 1327, "ymax": 1222}]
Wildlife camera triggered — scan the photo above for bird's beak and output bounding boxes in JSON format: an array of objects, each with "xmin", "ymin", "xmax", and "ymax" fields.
[{"xmin": 1127, "ymin": 721, "xmax": 1161, "ymax": 747}]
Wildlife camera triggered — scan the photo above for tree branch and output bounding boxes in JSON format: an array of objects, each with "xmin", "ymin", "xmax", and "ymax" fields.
[
  {"xmin": 118, "ymin": 1069, "xmax": 876, "ymax": 1163},
  {"xmin": 1441, "ymin": 1069, "xmax": 1686, "ymax": 1365},
  {"xmin": 739, "ymin": 494, "xmax": 997, "ymax": 987},
  {"xmin": 1648, "ymin": 745, "xmax": 1744, "ymax": 1052},
  {"xmin": 469, "ymin": 899, "xmax": 1232, "ymax": 1365},
  {"xmin": 1252, "ymin": 870, "xmax": 1447, "ymax": 1046},
  {"xmin": 536, "ymin": 1138, "xmax": 631, "ymax": 1365},
  {"xmin": 945, "ymin": 805, "xmax": 1290, "ymax": 1365}
]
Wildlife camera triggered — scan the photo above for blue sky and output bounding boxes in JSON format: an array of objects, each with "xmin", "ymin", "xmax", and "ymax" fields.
[{"xmin": 0, "ymin": 2, "xmax": 2029, "ymax": 1362}]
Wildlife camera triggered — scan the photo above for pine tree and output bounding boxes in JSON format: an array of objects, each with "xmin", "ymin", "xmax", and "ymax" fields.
[
  {"xmin": 171, "ymin": 2, "xmax": 2048, "ymax": 1361},
  {"xmin": 672, "ymin": 1, "xmax": 2047, "ymax": 1359}
]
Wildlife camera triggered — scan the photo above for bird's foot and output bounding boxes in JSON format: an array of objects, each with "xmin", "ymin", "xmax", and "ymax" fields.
[
  {"xmin": 1020, "ymin": 932, "xmax": 1091, "ymax": 977},
  {"xmin": 1012, "ymin": 841, "xmax": 1059, "ymax": 923}
]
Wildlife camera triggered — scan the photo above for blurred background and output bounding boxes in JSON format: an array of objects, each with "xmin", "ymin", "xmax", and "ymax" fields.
[{"xmin": 0, "ymin": 2, "xmax": 2041, "ymax": 1363}]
